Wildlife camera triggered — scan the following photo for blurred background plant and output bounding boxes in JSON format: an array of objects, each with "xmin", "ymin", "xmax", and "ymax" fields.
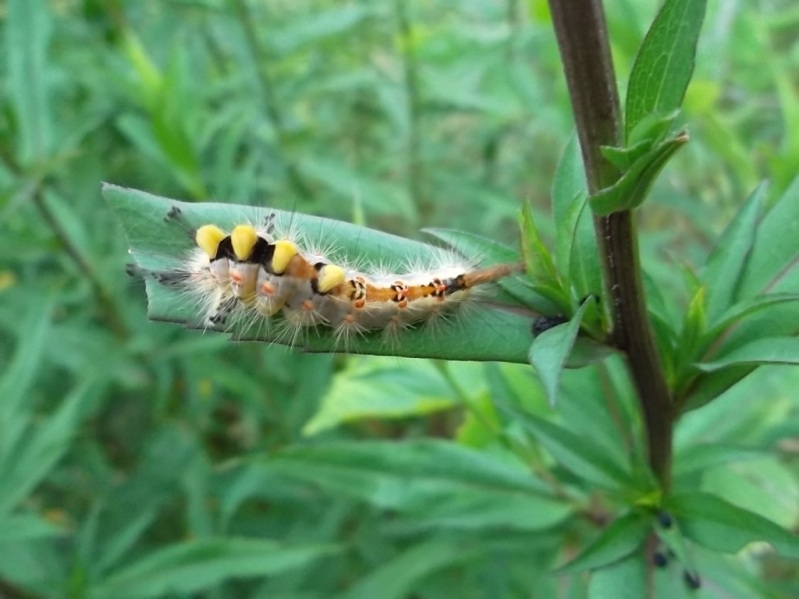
[{"xmin": 1, "ymin": 0, "xmax": 798, "ymax": 597}]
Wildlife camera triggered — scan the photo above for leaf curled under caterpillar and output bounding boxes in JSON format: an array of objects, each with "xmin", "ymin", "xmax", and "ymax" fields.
[{"xmin": 108, "ymin": 185, "xmax": 537, "ymax": 362}]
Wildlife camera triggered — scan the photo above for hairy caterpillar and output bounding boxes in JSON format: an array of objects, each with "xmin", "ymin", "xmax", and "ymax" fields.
[
  {"xmin": 109, "ymin": 185, "xmax": 537, "ymax": 361},
  {"xmin": 154, "ymin": 207, "xmax": 524, "ymax": 348}
]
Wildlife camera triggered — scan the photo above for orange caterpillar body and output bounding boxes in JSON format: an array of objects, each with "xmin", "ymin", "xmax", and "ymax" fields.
[{"xmin": 158, "ymin": 219, "xmax": 523, "ymax": 344}]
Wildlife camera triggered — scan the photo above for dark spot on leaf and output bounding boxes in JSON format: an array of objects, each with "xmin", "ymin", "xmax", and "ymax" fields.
[
  {"xmin": 652, "ymin": 551, "xmax": 669, "ymax": 568},
  {"xmin": 656, "ymin": 510, "xmax": 673, "ymax": 529},
  {"xmin": 532, "ymin": 315, "xmax": 568, "ymax": 336},
  {"xmin": 683, "ymin": 570, "xmax": 701, "ymax": 590}
]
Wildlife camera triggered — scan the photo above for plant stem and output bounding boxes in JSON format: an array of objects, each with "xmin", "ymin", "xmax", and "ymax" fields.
[
  {"xmin": 30, "ymin": 184, "xmax": 129, "ymax": 340},
  {"xmin": 547, "ymin": 0, "xmax": 673, "ymax": 488},
  {"xmin": 394, "ymin": 0, "xmax": 429, "ymax": 221},
  {"xmin": 232, "ymin": 0, "xmax": 313, "ymax": 201}
]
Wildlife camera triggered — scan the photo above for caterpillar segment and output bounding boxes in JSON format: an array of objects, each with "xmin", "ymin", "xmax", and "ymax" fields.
[
  {"xmin": 158, "ymin": 220, "xmax": 523, "ymax": 340},
  {"xmin": 219, "ymin": 225, "xmax": 341, "ymax": 330},
  {"xmin": 192, "ymin": 225, "xmax": 238, "ymax": 326}
]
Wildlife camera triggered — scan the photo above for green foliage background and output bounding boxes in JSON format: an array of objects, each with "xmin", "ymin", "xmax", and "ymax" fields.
[{"xmin": 1, "ymin": 0, "xmax": 798, "ymax": 597}]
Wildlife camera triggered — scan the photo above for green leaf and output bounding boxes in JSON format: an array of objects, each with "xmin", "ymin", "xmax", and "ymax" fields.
[
  {"xmin": 454, "ymin": 392, "xmax": 501, "ymax": 447},
  {"xmin": 673, "ymin": 444, "xmax": 767, "ymax": 480},
  {"xmin": 7, "ymin": 0, "xmax": 53, "ymax": 164},
  {"xmin": 590, "ymin": 133, "xmax": 688, "ymax": 216},
  {"xmin": 303, "ymin": 358, "xmax": 459, "ymax": 435},
  {"xmin": 217, "ymin": 464, "xmax": 309, "ymax": 530},
  {"xmin": 649, "ymin": 309, "xmax": 678, "ymax": 383},
  {"xmin": 651, "ymin": 516, "xmax": 698, "ymax": 589},
  {"xmin": 706, "ymin": 293, "xmax": 799, "ymax": 339},
  {"xmin": 564, "ymin": 338, "xmax": 617, "ymax": 368},
  {"xmin": 507, "ymin": 407, "xmax": 632, "ymax": 490},
  {"xmin": 682, "ymin": 365, "xmax": 755, "ymax": 412},
  {"xmin": 96, "ymin": 509, "xmax": 159, "ymax": 576},
  {"xmin": 103, "ymin": 184, "xmax": 534, "ymax": 362},
  {"xmin": 86, "ymin": 427, "xmax": 202, "ymax": 574},
  {"xmin": 424, "ymin": 228, "xmax": 520, "ymax": 266},
  {"xmin": 558, "ymin": 511, "xmax": 651, "ymax": 573},
  {"xmin": 701, "ymin": 458, "xmax": 799, "ymax": 534},
  {"xmin": 667, "ymin": 492, "xmax": 799, "ymax": 557},
  {"xmin": 269, "ymin": 439, "xmax": 554, "ymax": 507},
  {"xmin": 672, "ymin": 283, "xmax": 706, "ymax": 389},
  {"xmin": 344, "ymin": 537, "xmax": 481, "ymax": 599},
  {"xmin": 551, "ymin": 136, "xmax": 603, "ymax": 303},
  {"xmin": 0, "ymin": 380, "xmax": 99, "ymax": 517},
  {"xmin": 0, "ymin": 299, "xmax": 53, "ymax": 459},
  {"xmin": 519, "ymin": 201, "xmax": 568, "ymax": 309},
  {"xmin": 703, "ymin": 293, "xmax": 799, "ymax": 346},
  {"xmin": 121, "ymin": 30, "xmax": 163, "ymax": 106},
  {"xmin": 625, "ymin": 110, "xmax": 681, "ymax": 148},
  {"xmin": 268, "ymin": 440, "xmax": 571, "ymax": 531},
  {"xmin": 528, "ymin": 298, "xmax": 592, "ymax": 407},
  {"xmin": 553, "ymin": 136, "xmax": 588, "ymax": 271},
  {"xmin": 697, "ymin": 337, "xmax": 799, "ymax": 372},
  {"xmin": 770, "ymin": 64, "xmax": 799, "ymax": 192},
  {"xmin": 625, "ymin": 0, "xmax": 708, "ymax": 141},
  {"xmin": 601, "ymin": 140, "xmax": 652, "ymax": 171},
  {"xmin": 90, "ymin": 539, "xmax": 338, "ymax": 599},
  {"xmin": 0, "ymin": 513, "xmax": 63, "ymax": 544},
  {"xmin": 677, "ymin": 285, "xmax": 706, "ymax": 360},
  {"xmin": 392, "ymin": 489, "xmax": 572, "ymax": 533},
  {"xmin": 588, "ymin": 551, "xmax": 648, "ymax": 599},
  {"xmin": 605, "ymin": 112, "xmax": 681, "ymax": 175},
  {"xmin": 272, "ymin": 5, "xmax": 372, "ymax": 53},
  {"xmin": 701, "ymin": 183, "xmax": 766, "ymax": 320},
  {"xmin": 738, "ymin": 176, "xmax": 799, "ymax": 296}
]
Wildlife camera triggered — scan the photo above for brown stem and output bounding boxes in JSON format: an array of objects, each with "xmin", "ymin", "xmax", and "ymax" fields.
[{"xmin": 547, "ymin": 0, "xmax": 673, "ymax": 488}]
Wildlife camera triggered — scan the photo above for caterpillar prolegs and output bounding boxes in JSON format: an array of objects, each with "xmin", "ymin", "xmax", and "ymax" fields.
[{"xmin": 155, "ymin": 208, "xmax": 525, "ymax": 348}]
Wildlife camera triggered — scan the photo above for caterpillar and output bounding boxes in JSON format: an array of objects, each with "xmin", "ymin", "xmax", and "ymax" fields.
[{"xmin": 144, "ymin": 205, "xmax": 526, "ymax": 351}]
